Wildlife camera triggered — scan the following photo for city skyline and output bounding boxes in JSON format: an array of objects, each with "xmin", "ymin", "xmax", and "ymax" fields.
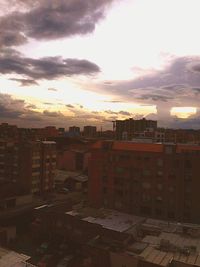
[{"xmin": 1, "ymin": 0, "xmax": 200, "ymax": 129}]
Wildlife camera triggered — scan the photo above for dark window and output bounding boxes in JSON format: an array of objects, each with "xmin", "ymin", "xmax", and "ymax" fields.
[
  {"xmin": 102, "ymin": 175, "xmax": 107, "ymax": 182},
  {"xmin": 185, "ymin": 160, "xmax": 192, "ymax": 169},
  {"xmin": 103, "ymin": 187, "xmax": 107, "ymax": 194},
  {"xmin": 114, "ymin": 177, "xmax": 124, "ymax": 185},
  {"xmin": 140, "ymin": 206, "xmax": 151, "ymax": 216},
  {"xmin": 168, "ymin": 211, "xmax": 175, "ymax": 219},
  {"xmin": 155, "ymin": 209, "xmax": 162, "ymax": 216}
]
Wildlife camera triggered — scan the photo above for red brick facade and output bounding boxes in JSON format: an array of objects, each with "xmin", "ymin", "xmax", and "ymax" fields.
[{"xmin": 89, "ymin": 141, "xmax": 200, "ymax": 223}]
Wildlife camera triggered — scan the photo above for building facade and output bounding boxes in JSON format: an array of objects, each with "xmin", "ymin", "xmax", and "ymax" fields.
[
  {"xmin": 113, "ymin": 118, "xmax": 157, "ymax": 140},
  {"xmin": 83, "ymin": 126, "xmax": 97, "ymax": 138},
  {"xmin": 89, "ymin": 141, "xmax": 200, "ymax": 223},
  {"xmin": 0, "ymin": 140, "xmax": 56, "ymax": 196}
]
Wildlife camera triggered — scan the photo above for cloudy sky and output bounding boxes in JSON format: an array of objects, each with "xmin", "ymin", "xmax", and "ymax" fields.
[{"xmin": 1, "ymin": 0, "xmax": 200, "ymax": 130}]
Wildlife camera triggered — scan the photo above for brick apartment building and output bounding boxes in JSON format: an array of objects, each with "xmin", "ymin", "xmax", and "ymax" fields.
[
  {"xmin": 113, "ymin": 118, "xmax": 157, "ymax": 140},
  {"xmin": 88, "ymin": 141, "xmax": 200, "ymax": 223},
  {"xmin": 0, "ymin": 139, "xmax": 56, "ymax": 196}
]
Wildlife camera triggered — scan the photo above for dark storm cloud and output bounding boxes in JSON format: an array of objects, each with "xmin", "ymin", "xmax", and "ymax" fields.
[
  {"xmin": 94, "ymin": 56, "xmax": 200, "ymax": 109},
  {"xmin": 193, "ymin": 88, "xmax": 200, "ymax": 94},
  {"xmin": 189, "ymin": 63, "xmax": 200, "ymax": 73},
  {"xmin": 66, "ymin": 104, "xmax": 75, "ymax": 108},
  {"xmin": 0, "ymin": 94, "xmax": 25, "ymax": 119},
  {"xmin": 138, "ymin": 94, "xmax": 173, "ymax": 102},
  {"xmin": 0, "ymin": 0, "xmax": 115, "ymax": 47},
  {"xmin": 0, "ymin": 52, "xmax": 100, "ymax": 81},
  {"xmin": 104, "ymin": 110, "xmax": 131, "ymax": 116},
  {"xmin": 43, "ymin": 110, "xmax": 64, "ymax": 117},
  {"xmin": 10, "ymin": 78, "xmax": 38, "ymax": 86},
  {"xmin": 118, "ymin": 111, "xmax": 131, "ymax": 116},
  {"xmin": 0, "ymin": 103, "xmax": 22, "ymax": 118},
  {"xmin": 25, "ymin": 104, "xmax": 37, "ymax": 109},
  {"xmin": 0, "ymin": 30, "xmax": 27, "ymax": 47}
]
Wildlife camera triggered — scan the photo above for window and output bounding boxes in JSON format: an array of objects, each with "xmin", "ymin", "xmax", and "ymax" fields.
[
  {"xmin": 115, "ymin": 199, "xmax": 123, "ymax": 209},
  {"xmin": 142, "ymin": 193, "xmax": 151, "ymax": 202},
  {"xmin": 155, "ymin": 209, "xmax": 162, "ymax": 216},
  {"xmin": 114, "ymin": 177, "xmax": 123, "ymax": 185},
  {"xmin": 143, "ymin": 170, "xmax": 151, "ymax": 176},
  {"xmin": 165, "ymin": 146, "xmax": 173, "ymax": 154},
  {"xmin": 144, "ymin": 156, "xmax": 150, "ymax": 162},
  {"xmin": 185, "ymin": 160, "xmax": 192, "ymax": 169},
  {"xmin": 185, "ymin": 187, "xmax": 191, "ymax": 193},
  {"xmin": 156, "ymin": 196, "xmax": 163, "ymax": 203},
  {"xmin": 116, "ymin": 189, "xmax": 123, "ymax": 197},
  {"xmin": 116, "ymin": 167, "xmax": 125, "ymax": 174},
  {"xmin": 184, "ymin": 173, "xmax": 192, "ymax": 181},
  {"xmin": 169, "ymin": 186, "xmax": 175, "ymax": 193},
  {"xmin": 103, "ymin": 187, "xmax": 107, "ymax": 194},
  {"xmin": 183, "ymin": 211, "xmax": 190, "ymax": 220},
  {"xmin": 157, "ymin": 184, "xmax": 163, "ymax": 190},
  {"xmin": 102, "ymin": 175, "xmax": 107, "ymax": 182},
  {"xmin": 168, "ymin": 211, "xmax": 175, "ymax": 219},
  {"xmin": 32, "ymin": 167, "xmax": 40, "ymax": 173},
  {"xmin": 168, "ymin": 173, "xmax": 176, "ymax": 179},
  {"xmin": 157, "ymin": 171, "xmax": 163, "ymax": 177},
  {"xmin": 184, "ymin": 200, "xmax": 191, "ymax": 209},
  {"xmin": 142, "ymin": 182, "xmax": 151, "ymax": 189},
  {"xmin": 119, "ymin": 154, "xmax": 130, "ymax": 160},
  {"xmin": 140, "ymin": 206, "xmax": 151, "ymax": 216},
  {"xmin": 157, "ymin": 159, "xmax": 163, "ymax": 167}
]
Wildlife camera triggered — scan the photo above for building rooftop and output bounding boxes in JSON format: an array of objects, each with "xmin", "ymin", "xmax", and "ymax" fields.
[
  {"xmin": 92, "ymin": 141, "xmax": 200, "ymax": 153},
  {"xmin": 66, "ymin": 208, "xmax": 145, "ymax": 232},
  {"xmin": 55, "ymin": 170, "xmax": 88, "ymax": 183},
  {"xmin": 0, "ymin": 247, "xmax": 35, "ymax": 267},
  {"xmin": 65, "ymin": 207, "xmax": 200, "ymax": 266}
]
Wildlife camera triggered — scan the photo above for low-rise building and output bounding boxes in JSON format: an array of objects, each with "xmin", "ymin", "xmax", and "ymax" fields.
[{"xmin": 32, "ymin": 205, "xmax": 200, "ymax": 267}]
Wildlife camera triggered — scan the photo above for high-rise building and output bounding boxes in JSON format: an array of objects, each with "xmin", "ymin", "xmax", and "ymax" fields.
[
  {"xmin": 0, "ymin": 140, "xmax": 56, "ymax": 196},
  {"xmin": 83, "ymin": 126, "xmax": 97, "ymax": 138},
  {"xmin": 113, "ymin": 118, "xmax": 157, "ymax": 140},
  {"xmin": 89, "ymin": 141, "xmax": 200, "ymax": 223},
  {"xmin": 69, "ymin": 126, "xmax": 80, "ymax": 136}
]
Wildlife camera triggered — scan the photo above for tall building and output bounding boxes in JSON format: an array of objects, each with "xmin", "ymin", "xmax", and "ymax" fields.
[
  {"xmin": 0, "ymin": 140, "xmax": 56, "ymax": 196},
  {"xmin": 89, "ymin": 141, "xmax": 200, "ymax": 223},
  {"xmin": 113, "ymin": 118, "xmax": 157, "ymax": 140},
  {"xmin": 40, "ymin": 141, "xmax": 57, "ymax": 194},
  {"xmin": 83, "ymin": 126, "xmax": 97, "ymax": 138},
  {"xmin": 0, "ymin": 140, "xmax": 16, "ymax": 183},
  {"xmin": 69, "ymin": 126, "xmax": 80, "ymax": 136}
]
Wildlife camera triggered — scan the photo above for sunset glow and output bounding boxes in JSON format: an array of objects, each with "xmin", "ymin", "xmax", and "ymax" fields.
[{"xmin": 0, "ymin": 0, "xmax": 200, "ymax": 128}]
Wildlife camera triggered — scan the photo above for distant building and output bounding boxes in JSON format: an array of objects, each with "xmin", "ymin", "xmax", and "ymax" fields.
[
  {"xmin": 0, "ymin": 123, "xmax": 18, "ymax": 139},
  {"xmin": 89, "ymin": 140, "xmax": 200, "ymax": 223},
  {"xmin": 58, "ymin": 128, "xmax": 65, "ymax": 135},
  {"xmin": 69, "ymin": 126, "xmax": 80, "ymax": 136},
  {"xmin": 83, "ymin": 126, "xmax": 97, "ymax": 138},
  {"xmin": 113, "ymin": 118, "xmax": 157, "ymax": 140}
]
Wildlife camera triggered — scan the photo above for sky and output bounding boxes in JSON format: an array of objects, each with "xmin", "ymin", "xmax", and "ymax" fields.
[{"xmin": 1, "ymin": 0, "xmax": 200, "ymax": 130}]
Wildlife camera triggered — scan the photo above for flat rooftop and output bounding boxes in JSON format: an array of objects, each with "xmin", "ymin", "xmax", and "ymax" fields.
[
  {"xmin": 92, "ymin": 141, "xmax": 200, "ymax": 153},
  {"xmin": 65, "ymin": 207, "xmax": 200, "ymax": 266},
  {"xmin": 0, "ymin": 247, "xmax": 35, "ymax": 267},
  {"xmin": 66, "ymin": 208, "xmax": 145, "ymax": 232}
]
